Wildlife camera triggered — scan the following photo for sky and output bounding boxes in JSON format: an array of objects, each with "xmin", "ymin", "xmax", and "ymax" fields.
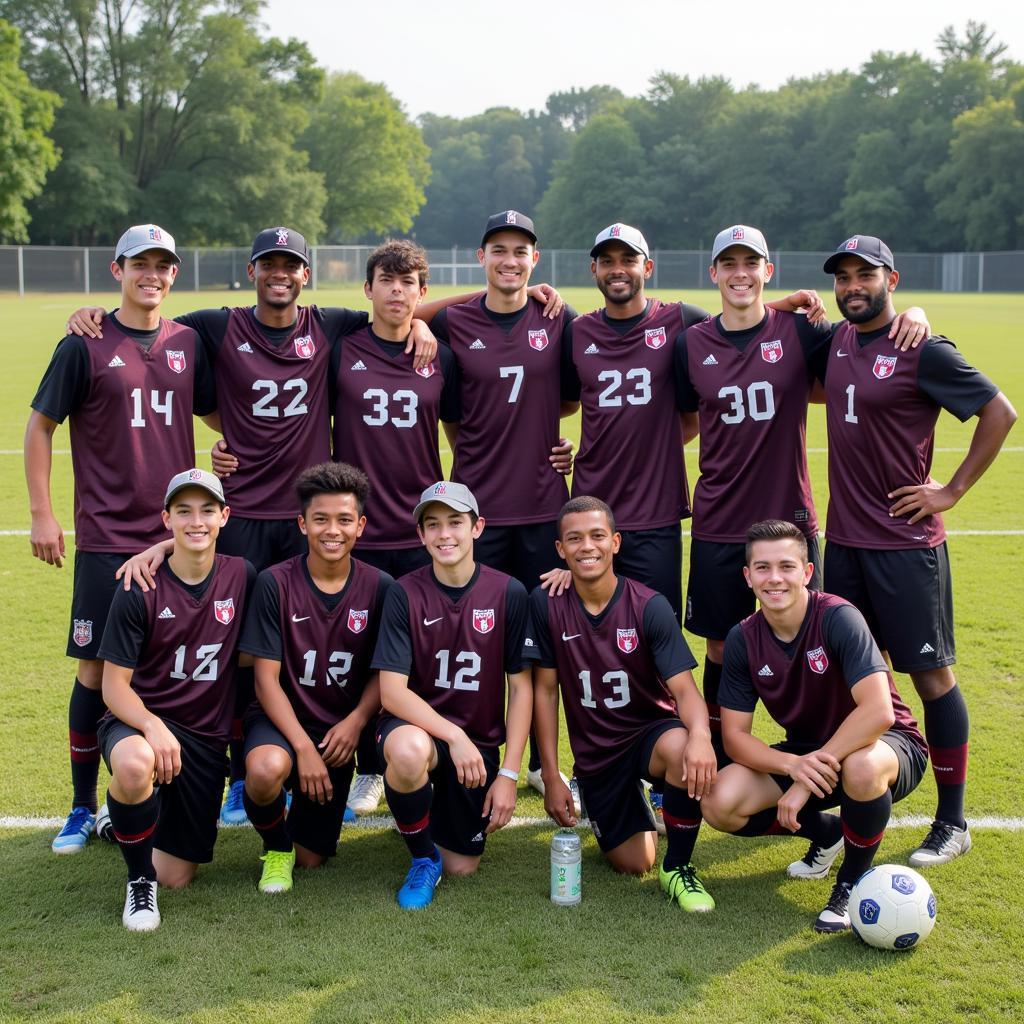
[{"xmin": 260, "ymin": 0, "xmax": 1024, "ymax": 120}]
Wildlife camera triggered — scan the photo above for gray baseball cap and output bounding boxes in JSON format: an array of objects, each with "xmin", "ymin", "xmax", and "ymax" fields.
[
  {"xmin": 413, "ymin": 481, "xmax": 479, "ymax": 522},
  {"xmin": 115, "ymin": 224, "xmax": 180, "ymax": 264},
  {"xmin": 712, "ymin": 224, "xmax": 769, "ymax": 261},
  {"xmin": 591, "ymin": 223, "xmax": 650, "ymax": 259},
  {"xmin": 164, "ymin": 468, "xmax": 226, "ymax": 509}
]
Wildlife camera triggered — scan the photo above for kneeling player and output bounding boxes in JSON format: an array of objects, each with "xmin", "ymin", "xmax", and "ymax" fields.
[
  {"xmin": 531, "ymin": 497, "xmax": 717, "ymax": 911},
  {"xmin": 371, "ymin": 482, "xmax": 533, "ymax": 908},
  {"xmin": 239, "ymin": 463, "xmax": 392, "ymax": 893},
  {"xmin": 97, "ymin": 470, "xmax": 253, "ymax": 931},
  {"xmin": 700, "ymin": 520, "xmax": 927, "ymax": 932}
]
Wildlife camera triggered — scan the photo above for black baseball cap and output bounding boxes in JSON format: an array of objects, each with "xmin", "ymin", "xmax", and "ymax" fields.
[
  {"xmin": 480, "ymin": 210, "xmax": 537, "ymax": 247},
  {"xmin": 250, "ymin": 227, "xmax": 310, "ymax": 265},
  {"xmin": 823, "ymin": 235, "xmax": 895, "ymax": 274}
]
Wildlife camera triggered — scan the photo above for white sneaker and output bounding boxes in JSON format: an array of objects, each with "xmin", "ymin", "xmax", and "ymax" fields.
[
  {"xmin": 95, "ymin": 802, "xmax": 115, "ymax": 843},
  {"xmin": 122, "ymin": 878, "xmax": 160, "ymax": 932},
  {"xmin": 908, "ymin": 820, "xmax": 972, "ymax": 867},
  {"xmin": 526, "ymin": 767, "xmax": 570, "ymax": 797},
  {"xmin": 347, "ymin": 774, "xmax": 385, "ymax": 815},
  {"xmin": 787, "ymin": 833, "xmax": 845, "ymax": 880}
]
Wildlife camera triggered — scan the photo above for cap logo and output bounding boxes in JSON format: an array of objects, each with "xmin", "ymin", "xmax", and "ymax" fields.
[
  {"xmin": 188, "ymin": 469, "xmax": 203, "ymax": 481},
  {"xmin": 506, "ymin": 211, "xmax": 517, "ymax": 225},
  {"xmin": 873, "ymin": 355, "xmax": 897, "ymax": 380},
  {"xmin": 610, "ymin": 225, "xmax": 621, "ymax": 237},
  {"xmin": 276, "ymin": 229, "xmax": 290, "ymax": 246},
  {"xmin": 807, "ymin": 646, "xmax": 828, "ymax": 674},
  {"xmin": 645, "ymin": 327, "xmax": 667, "ymax": 350},
  {"xmin": 149, "ymin": 227, "xmax": 162, "ymax": 242},
  {"xmin": 166, "ymin": 350, "xmax": 186, "ymax": 374},
  {"xmin": 528, "ymin": 329, "xmax": 549, "ymax": 352},
  {"xmin": 760, "ymin": 340, "xmax": 783, "ymax": 364},
  {"xmin": 845, "ymin": 238, "xmax": 859, "ymax": 251},
  {"xmin": 434, "ymin": 483, "xmax": 446, "ymax": 495},
  {"xmin": 732, "ymin": 227, "xmax": 745, "ymax": 240},
  {"xmin": 293, "ymin": 335, "xmax": 316, "ymax": 359},
  {"xmin": 473, "ymin": 609, "xmax": 495, "ymax": 634}
]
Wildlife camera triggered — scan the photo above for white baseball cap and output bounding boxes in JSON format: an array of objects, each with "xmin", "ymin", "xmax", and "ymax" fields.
[{"xmin": 413, "ymin": 481, "xmax": 479, "ymax": 522}]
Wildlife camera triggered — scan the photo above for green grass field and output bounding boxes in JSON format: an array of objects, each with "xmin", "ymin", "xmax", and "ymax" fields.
[{"xmin": 1, "ymin": 285, "xmax": 1022, "ymax": 1023}]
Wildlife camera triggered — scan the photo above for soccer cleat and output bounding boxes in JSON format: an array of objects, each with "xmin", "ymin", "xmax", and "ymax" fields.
[
  {"xmin": 814, "ymin": 881, "xmax": 852, "ymax": 932},
  {"xmin": 219, "ymin": 779, "xmax": 249, "ymax": 826},
  {"xmin": 346, "ymin": 773, "xmax": 385, "ymax": 816},
  {"xmin": 52, "ymin": 806, "xmax": 96, "ymax": 854},
  {"xmin": 648, "ymin": 789, "xmax": 667, "ymax": 836},
  {"xmin": 95, "ymin": 802, "xmax": 115, "ymax": 843},
  {"xmin": 660, "ymin": 863, "xmax": 715, "ymax": 912},
  {"xmin": 787, "ymin": 834, "xmax": 845, "ymax": 880},
  {"xmin": 344, "ymin": 806, "xmax": 357, "ymax": 823},
  {"xmin": 258, "ymin": 849, "xmax": 296, "ymax": 894},
  {"xmin": 397, "ymin": 849, "xmax": 443, "ymax": 910},
  {"xmin": 122, "ymin": 878, "xmax": 160, "ymax": 932},
  {"xmin": 569, "ymin": 777, "xmax": 583, "ymax": 818},
  {"xmin": 526, "ymin": 767, "xmax": 573, "ymax": 799},
  {"xmin": 908, "ymin": 820, "xmax": 972, "ymax": 867}
]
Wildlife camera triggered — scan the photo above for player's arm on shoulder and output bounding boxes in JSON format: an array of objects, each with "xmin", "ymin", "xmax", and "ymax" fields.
[
  {"xmin": 416, "ymin": 291, "xmax": 482, "ymax": 325},
  {"xmin": 888, "ymin": 305, "xmax": 929, "ymax": 351},
  {"xmin": 24, "ymin": 410, "xmax": 65, "ymax": 567},
  {"xmin": 116, "ymin": 539, "xmax": 175, "ymax": 592},
  {"xmin": 65, "ymin": 304, "xmax": 108, "ymax": 338},
  {"xmin": 526, "ymin": 283, "xmax": 564, "ymax": 318},
  {"xmin": 766, "ymin": 290, "xmax": 826, "ymax": 323}
]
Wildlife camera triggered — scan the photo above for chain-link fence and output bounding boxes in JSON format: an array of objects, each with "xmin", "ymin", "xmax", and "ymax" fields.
[{"xmin": 2, "ymin": 245, "xmax": 1021, "ymax": 294}]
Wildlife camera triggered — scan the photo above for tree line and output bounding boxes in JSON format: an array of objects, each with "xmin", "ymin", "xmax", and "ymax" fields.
[{"xmin": 1, "ymin": 5, "xmax": 1020, "ymax": 252}]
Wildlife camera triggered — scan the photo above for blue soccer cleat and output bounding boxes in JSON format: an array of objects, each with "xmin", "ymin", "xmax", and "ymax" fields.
[
  {"xmin": 397, "ymin": 849, "xmax": 443, "ymax": 910},
  {"xmin": 219, "ymin": 779, "xmax": 249, "ymax": 826},
  {"xmin": 52, "ymin": 806, "xmax": 96, "ymax": 854}
]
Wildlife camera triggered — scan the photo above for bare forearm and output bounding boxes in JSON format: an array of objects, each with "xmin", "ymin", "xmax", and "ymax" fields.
[
  {"xmin": 379, "ymin": 671, "xmax": 462, "ymax": 744},
  {"xmin": 947, "ymin": 395, "xmax": 1017, "ymax": 501},
  {"xmin": 102, "ymin": 668, "xmax": 153, "ymax": 732},
  {"xmin": 532, "ymin": 671, "xmax": 562, "ymax": 776},
  {"xmin": 24, "ymin": 416, "xmax": 56, "ymax": 517},
  {"xmin": 501, "ymin": 672, "xmax": 533, "ymax": 772}
]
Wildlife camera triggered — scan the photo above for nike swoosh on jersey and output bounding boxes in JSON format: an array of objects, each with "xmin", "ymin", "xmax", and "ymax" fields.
[
  {"xmin": 836, "ymin": 351, "xmax": 849, "ymax": 357},
  {"xmin": 424, "ymin": 617, "xmax": 443, "ymax": 626},
  {"xmin": 561, "ymin": 632, "xmax": 582, "ymax": 641},
  {"xmin": 291, "ymin": 614, "xmax": 310, "ymax": 623}
]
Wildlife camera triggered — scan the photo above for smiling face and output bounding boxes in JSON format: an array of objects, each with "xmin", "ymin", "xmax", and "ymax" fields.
[
  {"xmin": 556, "ymin": 509, "xmax": 620, "ymax": 585},
  {"xmin": 161, "ymin": 487, "xmax": 228, "ymax": 554},
  {"xmin": 416, "ymin": 504, "xmax": 482, "ymax": 571},
  {"xmin": 833, "ymin": 256, "xmax": 898, "ymax": 329},
  {"xmin": 248, "ymin": 252, "xmax": 310, "ymax": 312},
  {"xmin": 591, "ymin": 242, "xmax": 652, "ymax": 309},
  {"xmin": 112, "ymin": 250, "xmax": 178, "ymax": 315},
  {"xmin": 710, "ymin": 246, "xmax": 774, "ymax": 314},
  {"xmin": 299, "ymin": 492, "xmax": 365, "ymax": 567},
  {"xmin": 743, "ymin": 537, "xmax": 814, "ymax": 617},
  {"xmin": 477, "ymin": 230, "xmax": 539, "ymax": 297}
]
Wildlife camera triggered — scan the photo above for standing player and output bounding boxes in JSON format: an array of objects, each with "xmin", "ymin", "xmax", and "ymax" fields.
[
  {"xmin": 239, "ymin": 463, "xmax": 392, "ymax": 894},
  {"xmin": 818, "ymin": 235, "xmax": 1017, "ymax": 866},
  {"xmin": 371, "ymin": 482, "xmax": 533, "ymax": 908},
  {"xmin": 25, "ymin": 225, "xmax": 217, "ymax": 852},
  {"xmin": 702, "ymin": 520, "xmax": 927, "ymax": 932},
  {"xmin": 531, "ymin": 497, "xmax": 717, "ymax": 911},
  {"xmin": 97, "ymin": 469, "xmax": 253, "ymax": 930}
]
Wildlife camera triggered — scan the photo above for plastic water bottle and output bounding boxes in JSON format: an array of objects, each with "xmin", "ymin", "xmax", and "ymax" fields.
[{"xmin": 550, "ymin": 829, "xmax": 581, "ymax": 905}]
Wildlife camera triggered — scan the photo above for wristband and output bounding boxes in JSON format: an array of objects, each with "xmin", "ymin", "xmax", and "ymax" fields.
[{"xmin": 497, "ymin": 768, "xmax": 519, "ymax": 782}]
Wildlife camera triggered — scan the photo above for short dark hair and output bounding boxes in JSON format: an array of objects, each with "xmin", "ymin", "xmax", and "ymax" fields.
[
  {"xmin": 557, "ymin": 495, "xmax": 615, "ymax": 536},
  {"xmin": 745, "ymin": 519, "xmax": 808, "ymax": 564},
  {"xmin": 366, "ymin": 239, "xmax": 429, "ymax": 288},
  {"xmin": 295, "ymin": 462, "xmax": 371, "ymax": 516}
]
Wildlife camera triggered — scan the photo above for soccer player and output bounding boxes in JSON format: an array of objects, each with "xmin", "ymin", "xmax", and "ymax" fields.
[
  {"xmin": 701, "ymin": 520, "xmax": 928, "ymax": 933},
  {"xmin": 239, "ymin": 462, "xmax": 392, "ymax": 893},
  {"xmin": 25, "ymin": 224, "xmax": 217, "ymax": 852},
  {"xmin": 530, "ymin": 497, "xmax": 718, "ymax": 911},
  {"xmin": 97, "ymin": 469, "xmax": 253, "ymax": 931},
  {"xmin": 371, "ymin": 482, "xmax": 533, "ymax": 908},
  {"xmin": 818, "ymin": 235, "xmax": 1017, "ymax": 866}
]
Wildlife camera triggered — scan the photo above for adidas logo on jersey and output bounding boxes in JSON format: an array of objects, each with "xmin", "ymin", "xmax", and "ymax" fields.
[
  {"xmin": 470, "ymin": 339, "xmax": 486, "ymax": 350},
  {"xmin": 236, "ymin": 342, "xmax": 253, "ymax": 353},
  {"xmin": 702, "ymin": 354, "xmax": 719, "ymax": 365},
  {"xmin": 919, "ymin": 642, "xmax": 935, "ymax": 654},
  {"xmin": 107, "ymin": 355, "xmax": 126, "ymax": 367},
  {"xmin": 584, "ymin": 343, "xmax": 600, "ymax": 355},
  {"xmin": 758, "ymin": 664, "xmax": 774, "ymax": 677},
  {"xmin": 158, "ymin": 607, "xmax": 175, "ymax": 619},
  {"xmin": 351, "ymin": 360, "xmax": 367, "ymax": 371}
]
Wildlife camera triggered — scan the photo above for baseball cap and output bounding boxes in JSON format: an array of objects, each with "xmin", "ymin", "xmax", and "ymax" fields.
[
  {"xmin": 712, "ymin": 224, "xmax": 769, "ymax": 262},
  {"xmin": 164, "ymin": 468, "xmax": 226, "ymax": 509},
  {"xmin": 250, "ymin": 227, "xmax": 310, "ymax": 265},
  {"xmin": 590, "ymin": 223, "xmax": 649, "ymax": 260},
  {"xmin": 481, "ymin": 210, "xmax": 538, "ymax": 247},
  {"xmin": 823, "ymin": 235, "xmax": 895, "ymax": 274},
  {"xmin": 413, "ymin": 481, "xmax": 479, "ymax": 522},
  {"xmin": 115, "ymin": 224, "xmax": 179, "ymax": 264}
]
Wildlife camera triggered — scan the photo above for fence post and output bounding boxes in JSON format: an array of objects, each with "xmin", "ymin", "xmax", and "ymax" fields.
[
  {"xmin": 978, "ymin": 252, "xmax": 984, "ymax": 293},
  {"xmin": 17, "ymin": 246, "xmax": 24, "ymax": 297},
  {"xmin": 194, "ymin": 249, "xmax": 199, "ymax": 291},
  {"xmin": 452, "ymin": 245, "xmax": 457, "ymax": 286},
  {"xmin": 311, "ymin": 246, "xmax": 318, "ymax": 291},
  {"xmin": 83, "ymin": 248, "xmax": 90, "ymax": 294},
  {"xmin": 551, "ymin": 249, "xmax": 557, "ymax": 289}
]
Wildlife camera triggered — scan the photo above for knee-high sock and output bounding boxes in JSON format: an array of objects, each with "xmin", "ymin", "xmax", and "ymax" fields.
[
  {"xmin": 661, "ymin": 783, "xmax": 702, "ymax": 870},
  {"xmin": 730, "ymin": 806, "xmax": 840, "ymax": 846},
  {"xmin": 69, "ymin": 679, "xmax": 105, "ymax": 812},
  {"xmin": 384, "ymin": 779, "xmax": 436, "ymax": 860},
  {"xmin": 244, "ymin": 788, "xmax": 291, "ymax": 853},
  {"xmin": 107, "ymin": 789, "xmax": 159, "ymax": 881},
  {"xmin": 837, "ymin": 790, "xmax": 891, "ymax": 886},
  {"xmin": 702, "ymin": 658, "xmax": 730, "ymax": 767},
  {"xmin": 922, "ymin": 686, "xmax": 969, "ymax": 829}
]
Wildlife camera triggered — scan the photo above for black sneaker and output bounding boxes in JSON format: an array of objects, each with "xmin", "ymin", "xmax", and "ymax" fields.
[{"xmin": 814, "ymin": 881, "xmax": 852, "ymax": 933}]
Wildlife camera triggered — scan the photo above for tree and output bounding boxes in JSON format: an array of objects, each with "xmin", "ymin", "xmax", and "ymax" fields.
[
  {"xmin": 546, "ymin": 85, "xmax": 624, "ymax": 131},
  {"xmin": 937, "ymin": 21, "xmax": 1007, "ymax": 64},
  {"xmin": 0, "ymin": 20, "xmax": 59, "ymax": 241}
]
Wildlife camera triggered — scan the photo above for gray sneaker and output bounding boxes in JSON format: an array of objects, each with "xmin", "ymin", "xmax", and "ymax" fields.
[{"xmin": 908, "ymin": 820, "xmax": 972, "ymax": 867}]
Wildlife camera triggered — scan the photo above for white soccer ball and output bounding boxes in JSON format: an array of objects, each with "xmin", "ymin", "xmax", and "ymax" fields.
[{"xmin": 850, "ymin": 864, "xmax": 937, "ymax": 950}]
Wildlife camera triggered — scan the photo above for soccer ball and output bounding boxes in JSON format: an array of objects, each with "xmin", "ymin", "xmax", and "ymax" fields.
[{"xmin": 850, "ymin": 864, "xmax": 936, "ymax": 950}]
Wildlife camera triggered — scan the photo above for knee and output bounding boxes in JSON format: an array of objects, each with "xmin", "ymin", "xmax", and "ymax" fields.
[
  {"xmin": 384, "ymin": 734, "xmax": 432, "ymax": 784},
  {"xmin": 245, "ymin": 749, "xmax": 290, "ymax": 800},
  {"xmin": 608, "ymin": 850, "xmax": 655, "ymax": 876},
  {"xmin": 295, "ymin": 847, "xmax": 327, "ymax": 870},
  {"xmin": 112, "ymin": 751, "xmax": 155, "ymax": 797},
  {"xmin": 911, "ymin": 668, "xmax": 956, "ymax": 702},
  {"xmin": 841, "ymin": 749, "xmax": 887, "ymax": 800},
  {"xmin": 157, "ymin": 864, "xmax": 196, "ymax": 889},
  {"xmin": 699, "ymin": 791, "xmax": 733, "ymax": 832},
  {"xmin": 441, "ymin": 852, "xmax": 480, "ymax": 877}
]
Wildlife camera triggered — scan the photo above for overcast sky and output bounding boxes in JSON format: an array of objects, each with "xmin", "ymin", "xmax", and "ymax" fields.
[{"xmin": 260, "ymin": 1, "xmax": 1024, "ymax": 120}]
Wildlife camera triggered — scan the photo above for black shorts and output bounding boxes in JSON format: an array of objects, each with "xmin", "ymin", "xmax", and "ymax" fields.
[
  {"xmin": 577, "ymin": 719, "xmax": 681, "ymax": 853},
  {"xmin": 685, "ymin": 535, "xmax": 822, "ymax": 641},
  {"xmin": 474, "ymin": 521, "xmax": 563, "ymax": 590},
  {"xmin": 67, "ymin": 550, "xmax": 131, "ymax": 659},
  {"xmin": 243, "ymin": 711, "xmax": 355, "ymax": 859},
  {"xmin": 99, "ymin": 716, "xmax": 227, "ymax": 864},
  {"xmin": 616, "ymin": 525, "xmax": 683, "ymax": 623},
  {"xmin": 823, "ymin": 541, "xmax": 955, "ymax": 673},
  {"xmin": 769, "ymin": 729, "xmax": 928, "ymax": 808},
  {"xmin": 216, "ymin": 515, "xmax": 305, "ymax": 573},
  {"xmin": 376, "ymin": 714, "xmax": 499, "ymax": 857},
  {"xmin": 354, "ymin": 545, "xmax": 431, "ymax": 579}
]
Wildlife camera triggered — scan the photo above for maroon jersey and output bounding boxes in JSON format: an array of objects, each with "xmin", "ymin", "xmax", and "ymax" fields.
[
  {"xmin": 683, "ymin": 309, "xmax": 817, "ymax": 541},
  {"xmin": 569, "ymin": 301, "xmax": 689, "ymax": 529},
  {"xmin": 735, "ymin": 591, "xmax": 924, "ymax": 752},
  {"xmin": 541, "ymin": 578, "xmax": 681, "ymax": 776},
  {"xmin": 444, "ymin": 298, "xmax": 571, "ymax": 524},
  {"xmin": 216, "ymin": 307, "xmax": 331, "ymax": 518},
  {"xmin": 331, "ymin": 328, "xmax": 445, "ymax": 548}
]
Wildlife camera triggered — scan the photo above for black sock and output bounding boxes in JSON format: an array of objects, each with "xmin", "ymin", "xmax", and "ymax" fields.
[
  {"xmin": 796, "ymin": 808, "xmax": 842, "ymax": 847},
  {"xmin": 68, "ymin": 679, "xmax": 105, "ymax": 812},
  {"xmin": 243, "ymin": 787, "xmax": 291, "ymax": 853},
  {"xmin": 661, "ymin": 782, "xmax": 702, "ymax": 870},
  {"xmin": 527, "ymin": 730, "xmax": 541, "ymax": 773},
  {"xmin": 107, "ymin": 789, "xmax": 159, "ymax": 881},
  {"xmin": 384, "ymin": 778, "xmax": 436, "ymax": 860},
  {"xmin": 837, "ymin": 790, "xmax": 891, "ymax": 886},
  {"xmin": 702, "ymin": 658, "xmax": 730, "ymax": 767},
  {"xmin": 922, "ymin": 686, "xmax": 969, "ymax": 829},
  {"xmin": 731, "ymin": 806, "xmax": 786, "ymax": 837}
]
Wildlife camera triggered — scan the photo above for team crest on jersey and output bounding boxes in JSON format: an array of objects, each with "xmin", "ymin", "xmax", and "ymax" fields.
[
  {"xmin": 214, "ymin": 598, "xmax": 235, "ymax": 625},
  {"xmin": 528, "ymin": 329, "xmax": 549, "ymax": 351},
  {"xmin": 293, "ymin": 335, "xmax": 316, "ymax": 359},
  {"xmin": 473, "ymin": 609, "xmax": 495, "ymax": 634},
  {"xmin": 166, "ymin": 350, "xmax": 186, "ymax": 374},
  {"xmin": 645, "ymin": 327, "xmax": 667, "ymax": 350},
  {"xmin": 72, "ymin": 619, "xmax": 93, "ymax": 647},
  {"xmin": 348, "ymin": 609, "xmax": 368, "ymax": 633},
  {"xmin": 616, "ymin": 628, "xmax": 638, "ymax": 653},
  {"xmin": 807, "ymin": 646, "xmax": 829, "ymax": 674},
  {"xmin": 873, "ymin": 355, "xmax": 897, "ymax": 380},
  {"xmin": 760, "ymin": 339, "xmax": 784, "ymax": 363},
  {"xmin": 415, "ymin": 363, "xmax": 435, "ymax": 379}
]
